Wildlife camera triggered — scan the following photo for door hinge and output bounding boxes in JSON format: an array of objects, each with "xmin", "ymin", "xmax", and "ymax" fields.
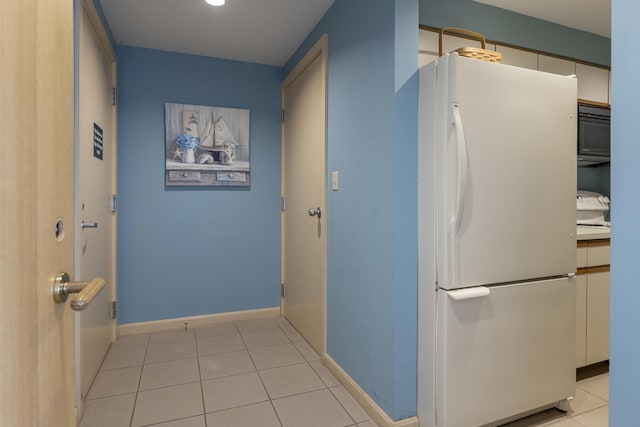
[
  {"xmin": 281, "ymin": 283, "xmax": 285, "ymax": 297},
  {"xmin": 280, "ymin": 196, "xmax": 286, "ymax": 212},
  {"xmin": 111, "ymin": 301, "xmax": 117, "ymax": 319},
  {"xmin": 111, "ymin": 87, "xmax": 118, "ymax": 106},
  {"xmin": 110, "ymin": 194, "xmax": 118, "ymax": 213},
  {"xmin": 281, "ymin": 109, "xmax": 286, "ymax": 123}
]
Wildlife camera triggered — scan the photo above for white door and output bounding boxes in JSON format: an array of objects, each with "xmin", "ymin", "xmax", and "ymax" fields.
[
  {"xmin": 1, "ymin": 1, "xmax": 76, "ymax": 425},
  {"xmin": 76, "ymin": 1, "xmax": 118, "ymax": 404},
  {"xmin": 437, "ymin": 54, "xmax": 577, "ymax": 290},
  {"xmin": 281, "ymin": 35, "xmax": 328, "ymax": 354}
]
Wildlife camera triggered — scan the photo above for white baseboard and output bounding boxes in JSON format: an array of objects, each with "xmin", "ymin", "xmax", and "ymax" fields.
[
  {"xmin": 117, "ymin": 307, "xmax": 280, "ymax": 336},
  {"xmin": 322, "ymin": 354, "xmax": 419, "ymax": 427}
]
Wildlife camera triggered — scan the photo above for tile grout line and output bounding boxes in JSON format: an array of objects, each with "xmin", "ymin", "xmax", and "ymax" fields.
[
  {"xmin": 129, "ymin": 333, "xmax": 150, "ymax": 427},
  {"xmin": 240, "ymin": 319, "xmax": 287, "ymax": 427},
  {"xmin": 575, "ymin": 385, "xmax": 609, "ymax": 404},
  {"xmin": 95, "ymin": 319, "xmax": 367, "ymax": 427},
  {"xmin": 195, "ymin": 328, "xmax": 208, "ymax": 427},
  {"xmin": 327, "ymin": 386, "xmax": 362, "ymax": 426}
]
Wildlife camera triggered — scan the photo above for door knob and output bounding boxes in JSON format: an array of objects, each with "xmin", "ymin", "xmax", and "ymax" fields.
[
  {"xmin": 53, "ymin": 272, "xmax": 105, "ymax": 311},
  {"xmin": 308, "ymin": 207, "xmax": 322, "ymax": 219}
]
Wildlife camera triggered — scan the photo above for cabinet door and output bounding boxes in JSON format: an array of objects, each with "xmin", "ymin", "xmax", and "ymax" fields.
[
  {"xmin": 538, "ymin": 55, "xmax": 576, "ymax": 76},
  {"xmin": 576, "ymin": 274, "xmax": 587, "ymax": 367},
  {"xmin": 587, "ymin": 240, "xmax": 610, "ymax": 267},
  {"xmin": 497, "ymin": 45, "xmax": 537, "ymax": 70},
  {"xmin": 608, "ymin": 71, "xmax": 612, "ymax": 104},
  {"xmin": 586, "ymin": 269, "xmax": 610, "ymax": 365},
  {"xmin": 577, "ymin": 242, "xmax": 588, "ymax": 268},
  {"xmin": 576, "ymin": 63, "xmax": 609, "ymax": 104}
]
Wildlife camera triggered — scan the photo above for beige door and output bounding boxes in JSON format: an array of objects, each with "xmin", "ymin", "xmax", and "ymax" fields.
[
  {"xmin": 281, "ymin": 35, "xmax": 328, "ymax": 354},
  {"xmin": 1, "ymin": 1, "xmax": 76, "ymax": 425},
  {"xmin": 76, "ymin": 1, "xmax": 118, "ymax": 404}
]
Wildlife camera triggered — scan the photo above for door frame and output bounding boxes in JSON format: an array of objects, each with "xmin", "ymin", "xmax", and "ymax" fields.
[
  {"xmin": 73, "ymin": 0, "xmax": 118, "ymax": 416},
  {"xmin": 280, "ymin": 34, "xmax": 328, "ymax": 355}
]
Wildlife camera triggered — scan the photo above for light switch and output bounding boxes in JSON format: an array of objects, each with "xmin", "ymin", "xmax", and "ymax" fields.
[{"xmin": 332, "ymin": 171, "xmax": 339, "ymax": 191}]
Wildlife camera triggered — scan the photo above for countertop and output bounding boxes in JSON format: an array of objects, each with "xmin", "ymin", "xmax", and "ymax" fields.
[{"xmin": 577, "ymin": 225, "xmax": 611, "ymax": 241}]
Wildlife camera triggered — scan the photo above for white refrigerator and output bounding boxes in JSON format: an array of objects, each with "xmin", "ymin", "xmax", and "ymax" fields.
[{"xmin": 417, "ymin": 53, "xmax": 577, "ymax": 427}]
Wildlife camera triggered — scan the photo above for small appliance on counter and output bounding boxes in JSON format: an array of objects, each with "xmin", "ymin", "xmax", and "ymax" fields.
[
  {"xmin": 577, "ymin": 190, "xmax": 610, "ymax": 227},
  {"xmin": 577, "ymin": 104, "xmax": 610, "ymax": 166}
]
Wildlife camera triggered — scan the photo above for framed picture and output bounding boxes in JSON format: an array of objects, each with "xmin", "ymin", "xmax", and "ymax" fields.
[{"xmin": 165, "ymin": 102, "xmax": 250, "ymax": 187}]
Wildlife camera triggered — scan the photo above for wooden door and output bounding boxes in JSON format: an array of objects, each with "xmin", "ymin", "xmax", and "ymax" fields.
[
  {"xmin": 1, "ymin": 0, "xmax": 76, "ymax": 425},
  {"xmin": 281, "ymin": 35, "xmax": 328, "ymax": 354},
  {"xmin": 76, "ymin": 1, "xmax": 118, "ymax": 405}
]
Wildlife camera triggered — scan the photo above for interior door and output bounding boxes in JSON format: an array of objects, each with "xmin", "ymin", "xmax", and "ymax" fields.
[
  {"xmin": 76, "ymin": 1, "xmax": 117, "ymax": 404},
  {"xmin": 281, "ymin": 35, "xmax": 328, "ymax": 354},
  {"xmin": 1, "ymin": 0, "xmax": 76, "ymax": 425}
]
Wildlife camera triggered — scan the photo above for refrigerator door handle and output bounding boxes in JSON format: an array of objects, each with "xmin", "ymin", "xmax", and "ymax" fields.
[
  {"xmin": 445, "ymin": 286, "xmax": 490, "ymax": 301},
  {"xmin": 451, "ymin": 102, "xmax": 468, "ymax": 240}
]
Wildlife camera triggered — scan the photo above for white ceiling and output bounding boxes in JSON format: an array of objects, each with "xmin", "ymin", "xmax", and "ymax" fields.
[
  {"xmin": 99, "ymin": 0, "xmax": 610, "ymax": 68},
  {"xmin": 98, "ymin": 0, "xmax": 336, "ymax": 67},
  {"xmin": 474, "ymin": 0, "xmax": 611, "ymax": 38}
]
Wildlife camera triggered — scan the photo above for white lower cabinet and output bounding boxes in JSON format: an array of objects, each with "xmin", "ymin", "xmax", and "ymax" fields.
[
  {"xmin": 575, "ymin": 240, "xmax": 610, "ymax": 368},
  {"xmin": 585, "ymin": 268, "xmax": 610, "ymax": 365},
  {"xmin": 576, "ymin": 274, "xmax": 587, "ymax": 366}
]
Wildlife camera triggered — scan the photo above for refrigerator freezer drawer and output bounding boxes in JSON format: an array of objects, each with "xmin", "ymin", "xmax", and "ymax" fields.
[{"xmin": 436, "ymin": 277, "xmax": 576, "ymax": 427}]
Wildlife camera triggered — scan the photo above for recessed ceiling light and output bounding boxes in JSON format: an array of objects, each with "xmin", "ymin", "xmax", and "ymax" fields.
[{"xmin": 205, "ymin": 0, "xmax": 225, "ymax": 5}]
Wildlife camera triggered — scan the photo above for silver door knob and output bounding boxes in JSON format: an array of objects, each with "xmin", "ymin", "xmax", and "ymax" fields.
[
  {"xmin": 52, "ymin": 272, "xmax": 105, "ymax": 311},
  {"xmin": 308, "ymin": 207, "xmax": 322, "ymax": 219}
]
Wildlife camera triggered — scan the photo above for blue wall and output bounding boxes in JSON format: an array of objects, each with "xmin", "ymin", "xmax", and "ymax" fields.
[
  {"xmin": 419, "ymin": 0, "xmax": 611, "ymax": 67},
  {"xmin": 610, "ymin": 1, "xmax": 640, "ymax": 424},
  {"xmin": 116, "ymin": 46, "xmax": 282, "ymax": 323},
  {"xmin": 285, "ymin": 0, "xmax": 418, "ymax": 421}
]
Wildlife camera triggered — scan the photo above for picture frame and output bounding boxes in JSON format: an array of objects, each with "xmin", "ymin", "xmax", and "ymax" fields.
[{"xmin": 165, "ymin": 102, "xmax": 250, "ymax": 187}]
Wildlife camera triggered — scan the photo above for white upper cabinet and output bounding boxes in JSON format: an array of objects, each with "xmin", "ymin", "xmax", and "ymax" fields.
[
  {"xmin": 496, "ymin": 45, "xmax": 537, "ymax": 70},
  {"xmin": 418, "ymin": 29, "xmax": 611, "ymax": 104},
  {"xmin": 419, "ymin": 29, "xmax": 439, "ymax": 68},
  {"xmin": 538, "ymin": 55, "xmax": 576, "ymax": 76},
  {"xmin": 576, "ymin": 63, "xmax": 609, "ymax": 104}
]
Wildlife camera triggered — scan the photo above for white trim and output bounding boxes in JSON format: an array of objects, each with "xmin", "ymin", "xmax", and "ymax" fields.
[
  {"xmin": 81, "ymin": 0, "xmax": 116, "ymax": 63},
  {"xmin": 322, "ymin": 354, "xmax": 419, "ymax": 427},
  {"xmin": 117, "ymin": 307, "xmax": 280, "ymax": 336}
]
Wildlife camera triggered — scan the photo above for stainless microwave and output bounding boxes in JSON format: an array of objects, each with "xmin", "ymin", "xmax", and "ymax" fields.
[{"xmin": 577, "ymin": 104, "xmax": 610, "ymax": 166}]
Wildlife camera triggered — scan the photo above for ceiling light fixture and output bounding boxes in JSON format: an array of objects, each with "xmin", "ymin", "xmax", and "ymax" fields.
[{"xmin": 205, "ymin": 0, "xmax": 225, "ymax": 6}]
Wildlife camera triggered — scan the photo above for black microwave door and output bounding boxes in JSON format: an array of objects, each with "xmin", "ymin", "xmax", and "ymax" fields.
[{"xmin": 579, "ymin": 119, "xmax": 610, "ymax": 156}]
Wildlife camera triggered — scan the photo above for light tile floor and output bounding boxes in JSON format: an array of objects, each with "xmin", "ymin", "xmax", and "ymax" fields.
[
  {"xmin": 501, "ymin": 367, "xmax": 609, "ymax": 427},
  {"xmin": 79, "ymin": 317, "xmax": 375, "ymax": 427},
  {"xmin": 80, "ymin": 316, "xmax": 610, "ymax": 427}
]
